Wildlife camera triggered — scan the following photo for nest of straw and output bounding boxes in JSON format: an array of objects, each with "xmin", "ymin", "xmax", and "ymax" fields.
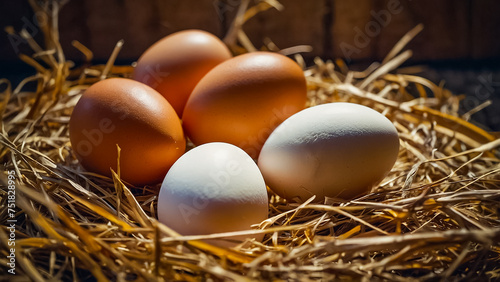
[{"xmin": 1, "ymin": 0, "xmax": 499, "ymax": 281}]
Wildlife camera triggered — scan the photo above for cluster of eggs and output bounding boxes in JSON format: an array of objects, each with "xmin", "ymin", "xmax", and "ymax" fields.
[{"xmin": 69, "ymin": 30, "xmax": 399, "ymax": 245}]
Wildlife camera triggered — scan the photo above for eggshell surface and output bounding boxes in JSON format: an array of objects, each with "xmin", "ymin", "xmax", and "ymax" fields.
[
  {"xmin": 157, "ymin": 142, "xmax": 268, "ymax": 245},
  {"xmin": 133, "ymin": 29, "xmax": 232, "ymax": 116},
  {"xmin": 257, "ymin": 102, "xmax": 400, "ymax": 202},
  {"xmin": 69, "ymin": 78, "xmax": 186, "ymax": 185},
  {"xmin": 182, "ymin": 51, "xmax": 308, "ymax": 159}
]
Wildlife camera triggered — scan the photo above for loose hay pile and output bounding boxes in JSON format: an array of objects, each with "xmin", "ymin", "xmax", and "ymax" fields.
[{"xmin": 1, "ymin": 0, "xmax": 500, "ymax": 281}]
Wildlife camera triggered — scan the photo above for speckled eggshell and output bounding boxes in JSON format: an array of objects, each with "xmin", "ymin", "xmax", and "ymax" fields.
[
  {"xmin": 157, "ymin": 142, "xmax": 268, "ymax": 246},
  {"xmin": 182, "ymin": 51, "xmax": 308, "ymax": 159},
  {"xmin": 257, "ymin": 102, "xmax": 400, "ymax": 202},
  {"xmin": 69, "ymin": 78, "xmax": 186, "ymax": 186},
  {"xmin": 133, "ymin": 29, "xmax": 232, "ymax": 116}
]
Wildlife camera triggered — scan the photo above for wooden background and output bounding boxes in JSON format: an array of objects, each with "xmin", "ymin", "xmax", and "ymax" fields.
[
  {"xmin": 1, "ymin": 0, "xmax": 499, "ymax": 131},
  {"xmin": 1, "ymin": 0, "xmax": 500, "ymax": 64}
]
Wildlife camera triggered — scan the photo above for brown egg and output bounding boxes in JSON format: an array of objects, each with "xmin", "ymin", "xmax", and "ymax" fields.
[
  {"xmin": 133, "ymin": 29, "xmax": 232, "ymax": 116},
  {"xmin": 182, "ymin": 51, "xmax": 308, "ymax": 159},
  {"xmin": 69, "ymin": 78, "xmax": 186, "ymax": 185}
]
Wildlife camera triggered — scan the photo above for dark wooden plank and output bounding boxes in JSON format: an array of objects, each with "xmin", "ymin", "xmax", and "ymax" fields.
[
  {"xmin": 242, "ymin": 0, "xmax": 324, "ymax": 57},
  {"xmin": 399, "ymin": 0, "xmax": 470, "ymax": 62},
  {"xmin": 330, "ymin": 0, "xmax": 375, "ymax": 62},
  {"xmin": 470, "ymin": 0, "xmax": 500, "ymax": 59}
]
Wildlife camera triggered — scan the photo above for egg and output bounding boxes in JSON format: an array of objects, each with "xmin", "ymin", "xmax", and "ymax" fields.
[
  {"xmin": 133, "ymin": 29, "xmax": 232, "ymax": 116},
  {"xmin": 182, "ymin": 51, "xmax": 308, "ymax": 159},
  {"xmin": 157, "ymin": 142, "xmax": 268, "ymax": 246},
  {"xmin": 69, "ymin": 78, "xmax": 186, "ymax": 185},
  {"xmin": 257, "ymin": 102, "xmax": 400, "ymax": 202}
]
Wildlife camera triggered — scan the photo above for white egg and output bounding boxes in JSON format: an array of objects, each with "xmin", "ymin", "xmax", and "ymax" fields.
[
  {"xmin": 258, "ymin": 102, "xmax": 400, "ymax": 202},
  {"xmin": 157, "ymin": 142, "xmax": 268, "ymax": 245}
]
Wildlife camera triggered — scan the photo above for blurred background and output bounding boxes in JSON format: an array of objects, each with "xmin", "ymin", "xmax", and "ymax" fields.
[{"xmin": 1, "ymin": 0, "xmax": 499, "ymax": 131}]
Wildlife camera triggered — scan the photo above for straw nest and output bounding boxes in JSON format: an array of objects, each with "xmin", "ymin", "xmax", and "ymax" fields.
[{"xmin": 1, "ymin": 0, "xmax": 499, "ymax": 281}]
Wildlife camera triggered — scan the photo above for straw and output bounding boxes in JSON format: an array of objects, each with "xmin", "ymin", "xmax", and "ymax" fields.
[{"xmin": 1, "ymin": 0, "xmax": 499, "ymax": 281}]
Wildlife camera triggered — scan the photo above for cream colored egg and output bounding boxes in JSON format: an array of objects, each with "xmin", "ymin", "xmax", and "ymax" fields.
[
  {"xmin": 257, "ymin": 102, "xmax": 400, "ymax": 202},
  {"xmin": 157, "ymin": 142, "xmax": 268, "ymax": 246}
]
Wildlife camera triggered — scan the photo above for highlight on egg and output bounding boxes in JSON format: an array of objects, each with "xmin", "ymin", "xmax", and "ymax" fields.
[
  {"xmin": 258, "ymin": 102, "xmax": 400, "ymax": 202},
  {"xmin": 133, "ymin": 29, "xmax": 232, "ymax": 116},
  {"xmin": 182, "ymin": 51, "xmax": 308, "ymax": 159},
  {"xmin": 69, "ymin": 78, "xmax": 186, "ymax": 186},
  {"xmin": 157, "ymin": 142, "xmax": 269, "ymax": 247}
]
